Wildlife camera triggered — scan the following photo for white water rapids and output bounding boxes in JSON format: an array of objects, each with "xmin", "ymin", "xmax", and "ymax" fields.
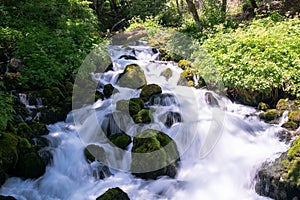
[{"xmin": 0, "ymin": 43, "xmax": 289, "ymax": 200}]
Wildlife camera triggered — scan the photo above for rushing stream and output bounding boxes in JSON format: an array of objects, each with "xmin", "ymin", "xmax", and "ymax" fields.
[{"xmin": 0, "ymin": 43, "xmax": 289, "ymax": 200}]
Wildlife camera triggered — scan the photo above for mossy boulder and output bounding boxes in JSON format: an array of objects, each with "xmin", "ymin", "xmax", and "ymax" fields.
[
  {"xmin": 96, "ymin": 187, "xmax": 130, "ymax": 200},
  {"xmin": 0, "ymin": 132, "xmax": 19, "ymax": 172},
  {"xmin": 103, "ymin": 84, "xmax": 118, "ymax": 98},
  {"xmin": 133, "ymin": 109, "xmax": 152, "ymax": 124},
  {"xmin": 40, "ymin": 87, "xmax": 64, "ymax": 105},
  {"xmin": 110, "ymin": 133, "xmax": 131, "ymax": 149},
  {"xmin": 288, "ymin": 110, "xmax": 300, "ymax": 126},
  {"xmin": 255, "ymin": 136, "xmax": 300, "ymax": 199},
  {"xmin": 128, "ymin": 98, "xmax": 144, "ymax": 117},
  {"xmin": 131, "ymin": 129, "xmax": 179, "ymax": 179},
  {"xmin": 29, "ymin": 121, "xmax": 49, "ymax": 136},
  {"xmin": 257, "ymin": 102, "xmax": 269, "ymax": 111},
  {"xmin": 160, "ymin": 68, "xmax": 172, "ymax": 81},
  {"xmin": 178, "ymin": 59, "xmax": 192, "ymax": 70},
  {"xmin": 14, "ymin": 152, "xmax": 46, "ymax": 178},
  {"xmin": 95, "ymin": 91, "xmax": 104, "ymax": 102},
  {"xmin": 118, "ymin": 64, "xmax": 147, "ymax": 89},
  {"xmin": 282, "ymin": 121, "xmax": 298, "ymax": 130},
  {"xmin": 259, "ymin": 109, "xmax": 280, "ymax": 122},
  {"xmin": 0, "ymin": 196, "xmax": 16, "ymax": 200},
  {"xmin": 17, "ymin": 122, "xmax": 32, "ymax": 139},
  {"xmin": 276, "ymin": 99, "xmax": 289, "ymax": 111},
  {"xmin": 140, "ymin": 84, "xmax": 162, "ymax": 102},
  {"xmin": 177, "ymin": 69, "xmax": 194, "ymax": 87}
]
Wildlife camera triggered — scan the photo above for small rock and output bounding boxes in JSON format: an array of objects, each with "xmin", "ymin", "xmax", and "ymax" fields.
[{"xmin": 96, "ymin": 187, "xmax": 130, "ymax": 200}]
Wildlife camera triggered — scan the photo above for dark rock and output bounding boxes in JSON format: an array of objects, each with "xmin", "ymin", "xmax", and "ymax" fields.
[
  {"xmin": 84, "ymin": 144, "xmax": 106, "ymax": 163},
  {"xmin": 147, "ymin": 93, "xmax": 178, "ymax": 107},
  {"xmin": 110, "ymin": 133, "xmax": 131, "ymax": 149},
  {"xmin": 140, "ymin": 84, "xmax": 162, "ymax": 102},
  {"xmin": 29, "ymin": 121, "xmax": 49, "ymax": 136},
  {"xmin": 95, "ymin": 91, "xmax": 104, "ymax": 101},
  {"xmin": 160, "ymin": 68, "xmax": 172, "ymax": 81},
  {"xmin": 282, "ymin": 121, "xmax": 298, "ymax": 131},
  {"xmin": 131, "ymin": 129, "xmax": 179, "ymax": 180},
  {"xmin": 205, "ymin": 92, "xmax": 219, "ymax": 107},
  {"xmin": 128, "ymin": 98, "xmax": 144, "ymax": 117},
  {"xmin": 103, "ymin": 84, "xmax": 118, "ymax": 98},
  {"xmin": 119, "ymin": 55, "xmax": 137, "ymax": 60},
  {"xmin": 96, "ymin": 187, "xmax": 130, "ymax": 200},
  {"xmin": 101, "ymin": 113, "xmax": 126, "ymax": 137},
  {"xmin": 118, "ymin": 64, "xmax": 147, "ymax": 89},
  {"xmin": 0, "ymin": 196, "xmax": 17, "ymax": 200},
  {"xmin": 162, "ymin": 111, "xmax": 182, "ymax": 128},
  {"xmin": 0, "ymin": 168, "xmax": 5, "ymax": 186},
  {"xmin": 17, "ymin": 122, "xmax": 32, "ymax": 139},
  {"xmin": 255, "ymin": 136, "xmax": 300, "ymax": 200},
  {"xmin": 133, "ymin": 109, "xmax": 152, "ymax": 124}
]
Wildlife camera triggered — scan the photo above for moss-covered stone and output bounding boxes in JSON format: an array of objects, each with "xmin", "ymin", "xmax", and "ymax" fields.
[
  {"xmin": 96, "ymin": 187, "xmax": 130, "ymax": 200},
  {"xmin": 103, "ymin": 84, "xmax": 118, "ymax": 98},
  {"xmin": 160, "ymin": 68, "xmax": 172, "ymax": 81},
  {"xmin": 178, "ymin": 59, "xmax": 192, "ymax": 70},
  {"xmin": 128, "ymin": 98, "xmax": 144, "ymax": 117},
  {"xmin": 258, "ymin": 102, "xmax": 269, "ymax": 111},
  {"xmin": 177, "ymin": 69, "xmax": 194, "ymax": 87},
  {"xmin": 110, "ymin": 133, "xmax": 131, "ymax": 149},
  {"xmin": 140, "ymin": 84, "xmax": 162, "ymax": 102},
  {"xmin": 288, "ymin": 110, "xmax": 300, "ymax": 126},
  {"xmin": 40, "ymin": 87, "xmax": 65, "ymax": 105},
  {"xmin": 29, "ymin": 121, "xmax": 49, "ymax": 136},
  {"xmin": 259, "ymin": 109, "xmax": 280, "ymax": 122},
  {"xmin": 282, "ymin": 121, "xmax": 298, "ymax": 130},
  {"xmin": 276, "ymin": 98, "xmax": 289, "ymax": 111},
  {"xmin": 133, "ymin": 109, "xmax": 152, "ymax": 124},
  {"xmin": 17, "ymin": 122, "xmax": 32, "ymax": 139},
  {"xmin": 0, "ymin": 132, "xmax": 19, "ymax": 171},
  {"xmin": 255, "ymin": 136, "xmax": 300, "ymax": 199},
  {"xmin": 0, "ymin": 196, "xmax": 16, "ymax": 200},
  {"xmin": 116, "ymin": 100, "xmax": 130, "ymax": 112},
  {"xmin": 14, "ymin": 152, "xmax": 46, "ymax": 179},
  {"xmin": 95, "ymin": 91, "xmax": 104, "ymax": 102},
  {"xmin": 118, "ymin": 64, "xmax": 147, "ymax": 89},
  {"xmin": 131, "ymin": 129, "xmax": 179, "ymax": 180}
]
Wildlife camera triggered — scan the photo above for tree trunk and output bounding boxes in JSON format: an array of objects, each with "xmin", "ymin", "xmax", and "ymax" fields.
[
  {"xmin": 176, "ymin": 0, "xmax": 182, "ymax": 17},
  {"xmin": 249, "ymin": 0, "xmax": 258, "ymax": 8},
  {"xmin": 186, "ymin": 0, "xmax": 203, "ymax": 31}
]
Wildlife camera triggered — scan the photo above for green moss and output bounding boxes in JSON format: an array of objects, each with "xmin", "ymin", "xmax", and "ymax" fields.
[
  {"xmin": 96, "ymin": 187, "xmax": 130, "ymax": 200},
  {"xmin": 118, "ymin": 64, "xmax": 147, "ymax": 89},
  {"xmin": 116, "ymin": 100, "xmax": 130, "ymax": 112},
  {"xmin": 288, "ymin": 110, "xmax": 300, "ymax": 125},
  {"xmin": 131, "ymin": 129, "xmax": 179, "ymax": 179},
  {"xmin": 129, "ymin": 98, "xmax": 144, "ymax": 117},
  {"xmin": 29, "ymin": 121, "xmax": 49, "ymax": 136},
  {"xmin": 17, "ymin": 122, "xmax": 32, "ymax": 139},
  {"xmin": 133, "ymin": 109, "xmax": 152, "ymax": 124},
  {"xmin": 282, "ymin": 121, "xmax": 298, "ymax": 130},
  {"xmin": 276, "ymin": 99, "xmax": 289, "ymax": 111},
  {"xmin": 0, "ymin": 132, "xmax": 19, "ymax": 171},
  {"xmin": 259, "ymin": 109, "xmax": 280, "ymax": 122},
  {"xmin": 178, "ymin": 60, "xmax": 192, "ymax": 70},
  {"xmin": 177, "ymin": 69, "xmax": 194, "ymax": 87},
  {"xmin": 160, "ymin": 68, "xmax": 172, "ymax": 81},
  {"xmin": 110, "ymin": 133, "xmax": 131, "ymax": 149},
  {"xmin": 103, "ymin": 84, "xmax": 117, "ymax": 98},
  {"xmin": 140, "ymin": 84, "xmax": 162, "ymax": 102},
  {"xmin": 258, "ymin": 102, "xmax": 269, "ymax": 111}
]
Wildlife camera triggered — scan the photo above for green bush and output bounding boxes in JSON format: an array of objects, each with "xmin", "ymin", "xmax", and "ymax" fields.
[
  {"xmin": 0, "ymin": 91, "xmax": 14, "ymax": 131},
  {"xmin": 198, "ymin": 17, "xmax": 300, "ymax": 98}
]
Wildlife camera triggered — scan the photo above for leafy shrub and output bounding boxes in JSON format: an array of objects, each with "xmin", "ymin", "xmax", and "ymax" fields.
[
  {"xmin": 0, "ymin": 90, "xmax": 14, "ymax": 130},
  {"xmin": 198, "ymin": 17, "xmax": 300, "ymax": 98}
]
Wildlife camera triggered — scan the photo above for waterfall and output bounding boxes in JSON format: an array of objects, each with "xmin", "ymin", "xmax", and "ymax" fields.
[{"xmin": 0, "ymin": 43, "xmax": 288, "ymax": 200}]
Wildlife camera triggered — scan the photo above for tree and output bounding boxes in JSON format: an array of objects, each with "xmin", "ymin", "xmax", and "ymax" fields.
[{"xmin": 186, "ymin": 0, "xmax": 203, "ymax": 31}]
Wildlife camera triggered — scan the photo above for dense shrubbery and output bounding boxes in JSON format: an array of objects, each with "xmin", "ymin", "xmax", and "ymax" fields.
[
  {"xmin": 0, "ymin": 0, "xmax": 102, "ymax": 88},
  {"xmin": 199, "ymin": 17, "xmax": 300, "ymax": 99}
]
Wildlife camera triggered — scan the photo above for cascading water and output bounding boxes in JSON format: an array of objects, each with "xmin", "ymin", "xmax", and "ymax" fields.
[{"xmin": 0, "ymin": 43, "xmax": 289, "ymax": 200}]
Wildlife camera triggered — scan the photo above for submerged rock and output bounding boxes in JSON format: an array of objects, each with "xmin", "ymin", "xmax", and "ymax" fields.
[
  {"xmin": 96, "ymin": 187, "xmax": 130, "ymax": 200},
  {"xmin": 0, "ymin": 196, "xmax": 16, "ymax": 200},
  {"xmin": 131, "ymin": 129, "xmax": 179, "ymax": 180},
  {"xmin": 160, "ymin": 68, "xmax": 172, "ymax": 81},
  {"xmin": 161, "ymin": 111, "xmax": 182, "ymax": 128},
  {"xmin": 140, "ymin": 84, "xmax": 162, "ymax": 102},
  {"xmin": 103, "ymin": 84, "xmax": 118, "ymax": 98},
  {"xmin": 255, "ymin": 136, "xmax": 300, "ymax": 200},
  {"xmin": 117, "ymin": 64, "xmax": 147, "ymax": 89},
  {"xmin": 133, "ymin": 109, "xmax": 152, "ymax": 124}
]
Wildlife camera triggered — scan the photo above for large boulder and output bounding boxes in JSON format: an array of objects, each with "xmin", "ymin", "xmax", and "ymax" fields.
[
  {"xmin": 117, "ymin": 64, "xmax": 147, "ymax": 89},
  {"xmin": 133, "ymin": 109, "xmax": 152, "ymax": 124},
  {"xmin": 140, "ymin": 84, "xmax": 162, "ymax": 102},
  {"xmin": 96, "ymin": 187, "xmax": 130, "ymax": 200},
  {"xmin": 110, "ymin": 133, "xmax": 132, "ymax": 150},
  {"xmin": 0, "ymin": 196, "xmax": 16, "ymax": 200},
  {"xmin": 255, "ymin": 136, "xmax": 300, "ymax": 199},
  {"xmin": 131, "ymin": 129, "xmax": 179, "ymax": 180}
]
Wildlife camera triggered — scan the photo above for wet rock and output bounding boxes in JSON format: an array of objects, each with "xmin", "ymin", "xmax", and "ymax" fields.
[
  {"xmin": 205, "ymin": 92, "xmax": 219, "ymax": 107},
  {"xmin": 119, "ymin": 55, "xmax": 137, "ymax": 60},
  {"xmin": 29, "ymin": 121, "xmax": 49, "ymax": 136},
  {"xmin": 162, "ymin": 111, "xmax": 182, "ymax": 128},
  {"xmin": 95, "ymin": 91, "xmax": 104, "ymax": 101},
  {"xmin": 288, "ymin": 110, "xmax": 300, "ymax": 126},
  {"xmin": 17, "ymin": 122, "xmax": 32, "ymax": 139},
  {"xmin": 282, "ymin": 121, "xmax": 298, "ymax": 131},
  {"xmin": 160, "ymin": 68, "xmax": 172, "ymax": 81},
  {"xmin": 101, "ymin": 113, "xmax": 126, "ymax": 137},
  {"xmin": 128, "ymin": 98, "xmax": 144, "ymax": 117},
  {"xmin": 103, "ymin": 84, "xmax": 118, "ymax": 98},
  {"xmin": 275, "ymin": 129, "xmax": 293, "ymax": 143},
  {"xmin": 276, "ymin": 98, "xmax": 289, "ymax": 111},
  {"xmin": 147, "ymin": 93, "xmax": 177, "ymax": 107},
  {"xmin": 255, "ymin": 136, "xmax": 300, "ymax": 200},
  {"xmin": 84, "ymin": 144, "xmax": 106, "ymax": 163},
  {"xmin": 0, "ymin": 196, "xmax": 17, "ymax": 200},
  {"xmin": 110, "ymin": 133, "xmax": 131, "ymax": 149},
  {"xmin": 259, "ymin": 109, "xmax": 281, "ymax": 123},
  {"xmin": 0, "ymin": 132, "xmax": 19, "ymax": 172},
  {"xmin": 131, "ymin": 129, "xmax": 179, "ymax": 180},
  {"xmin": 96, "ymin": 187, "xmax": 130, "ymax": 200},
  {"xmin": 257, "ymin": 102, "xmax": 269, "ymax": 111},
  {"xmin": 177, "ymin": 68, "xmax": 194, "ymax": 87},
  {"xmin": 118, "ymin": 64, "xmax": 147, "ymax": 89},
  {"xmin": 133, "ymin": 109, "xmax": 152, "ymax": 124},
  {"xmin": 140, "ymin": 84, "xmax": 162, "ymax": 102}
]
